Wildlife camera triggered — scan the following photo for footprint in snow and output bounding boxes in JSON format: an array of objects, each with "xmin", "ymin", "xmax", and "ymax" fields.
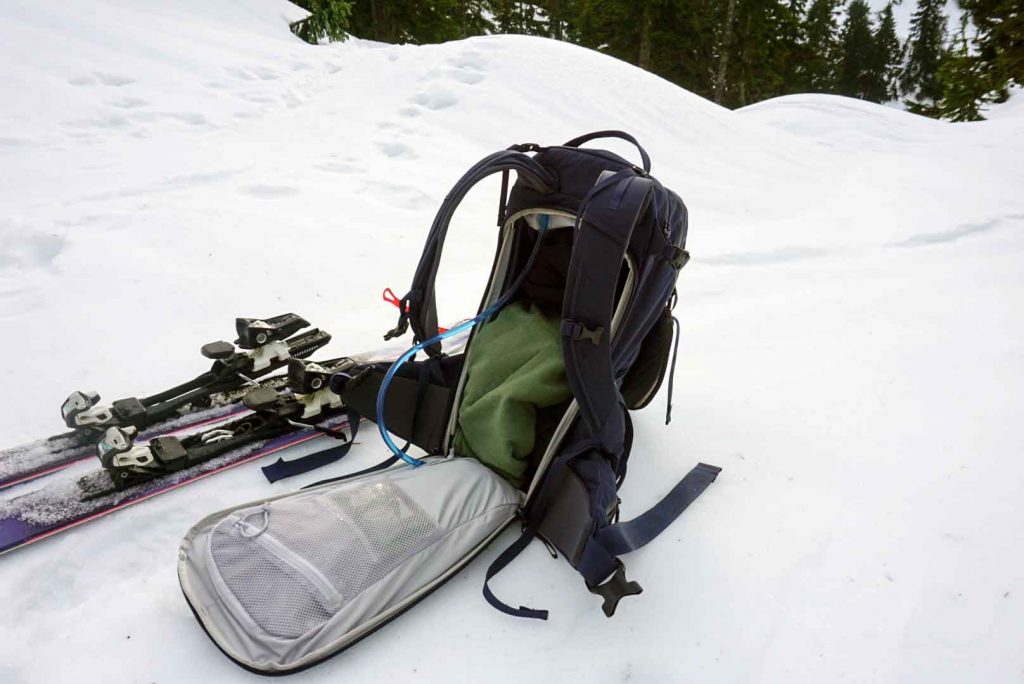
[
  {"xmin": 0, "ymin": 219, "xmax": 65, "ymax": 271},
  {"xmin": 94, "ymin": 72, "xmax": 135, "ymax": 87},
  {"xmin": 239, "ymin": 185, "xmax": 301, "ymax": 198},
  {"xmin": 376, "ymin": 141, "xmax": 418, "ymax": 160},
  {"xmin": 450, "ymin": 69, "xmax": 485, "ymax": 85},
  {"xmin": 315, "ymin": 160, "xmax": 362, "ymax": 174},
  {"xmin": 447, "ymin": 51, "xmax": 487, "ymax": 84},
  {"xmin": 107, "ymin": 97, "xmax": 148, "ymax": 110},
  {"xmin": 249, "ymin": 66, "xmax": 281, "ymax": 81},
  {"xmin": 449, "ymin": 51, "xmax": 488, "ymax": 70},
  {"xmin": 62, "ymin": 114, "xmax": 132, "ymax": 130},
  {"xmin": 412, "ymin": 86, "xmax": 458, "ymax": 111},
  {"xmin": 361, "ymin": 182, "xmax": 433, "ymax": 211},
  {"xmin": 167, "ymin": 112, "xmax": 210, "ymax": 126},
  {"xmin": 224, "ymin": 67, "xmax": 256, "ymax": 82},
  {"xmin": 892, "ymin": 214, "xmax": 1024, "ymax": 248}
]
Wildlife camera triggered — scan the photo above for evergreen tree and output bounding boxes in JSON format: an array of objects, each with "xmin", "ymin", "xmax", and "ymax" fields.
[
  {"xmin": 836, "ymin": 0, "xmax": 879, "ymax": 99},
  {"xmin": 725, "ymin": 1, "xmax": 803, "ymax": 106},
  {"xmin": 491, "ymin": 1, "xmax": 546, "ymax": 35},
  {"xmin": 937, "ymin": 15, "xmax": 990, "ymax": 121},
  {"xmin": 870, "ymin": 3, "xmax": 903, "ymax": 101},
  {"xmin": 346, "ymin": 0, "xmax": 492, "ymax": 44},
  {"xmin": 958, "ymin": 0, "xmax": 1024, "ymax": 101},
  {"xmin": 901, "ymin": 0, "xmax": 948, "ymax": 115},
  {"xmin": 802, "ymin": 0, "xmax": 842, "ymax": 92},
  {"xmin": 290, "ymin": 0, "xmax": 352, "ymax": 43}
]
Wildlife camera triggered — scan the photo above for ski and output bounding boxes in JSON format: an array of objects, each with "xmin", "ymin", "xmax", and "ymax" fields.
[
  {"xmin": 0, "ymin": 314, "xmax": 331, "ymax": 490},
  {"xmin": 0, "ymin": 414, "xmax": 357, "ymax": 556}
]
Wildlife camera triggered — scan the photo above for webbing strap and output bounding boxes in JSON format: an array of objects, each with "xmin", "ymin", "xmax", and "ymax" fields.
[
  {"xmin": 562, "ymin": 130, "xmax": 651, "ymax": 173},
  {"xmin": 598, "ymin": 462, "xmax": 720, "ymax": 555},
  {"xmin": 261, "ymin": 407, "xmax": 361, "ymax": 482},
  {"xmin": 665, "ymin": 314, "xmax": 681, "ymax": 425},
  {"xmin": 301, "ymin": 453, "xmax": 401, "ymax": 490},
  {"xmin": 482, "ymin": 528, "xmax": 549, "ymax": 620}
]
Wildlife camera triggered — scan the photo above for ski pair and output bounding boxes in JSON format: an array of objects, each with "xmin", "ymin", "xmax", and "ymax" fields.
[
  {"xmin": 0, "ymin": 358, "xmax": 361, "ymax": 555},
  {"xmin": 0, "ymin": 329, "xmax": 470, "ymax": 556},
  {"xmin": 0, "ymin": 313, "xmax": 331, "ymax": 491}
]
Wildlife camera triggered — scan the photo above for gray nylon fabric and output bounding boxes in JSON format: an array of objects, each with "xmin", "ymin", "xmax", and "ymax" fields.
[{"xmin": 178, "ymin": 457, "xmax": 520, "ymax": 672}]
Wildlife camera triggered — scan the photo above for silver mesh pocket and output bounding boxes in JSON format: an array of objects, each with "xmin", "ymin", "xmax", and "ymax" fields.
[
  {"xmin": 208, "ymin": 479, "xmax": 441, "ymax": 638},
  {"xmin": 209, "ymin": 523, "xmax": 337, "ymax": 639}
]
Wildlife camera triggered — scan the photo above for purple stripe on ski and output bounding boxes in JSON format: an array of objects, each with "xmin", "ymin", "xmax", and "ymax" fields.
[
  {"xmin": 0, "ymin": 417, "xmax": 354, "ymax": 556},
  {"xmin": 0, "ymin": 403, "xmax": 250, "ymax": 490}
]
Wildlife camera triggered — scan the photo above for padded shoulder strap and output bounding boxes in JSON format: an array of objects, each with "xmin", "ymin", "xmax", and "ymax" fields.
[
  {"xmin": 387, "ymin": 150, "xmax": 557, "ymax": 354},
  {"xmin": 561, "ymin": 170, "xmax": 656, "ymax": 451}
]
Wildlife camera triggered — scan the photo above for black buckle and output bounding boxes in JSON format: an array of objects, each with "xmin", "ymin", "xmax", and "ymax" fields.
[
  {"xmin": 509, "ymin": 142, "xmax": 542, "ymax": 153},
  {"xmin": 587, "ymin": 559, "xmax": 643, "ymax": 617},
  {"xmin": 561, "ymin": 319, "xmax": 604, "ymax": 346},
  {"xmin": 666, "ymin": 246, "xmax": 690, "ymax": 270}
]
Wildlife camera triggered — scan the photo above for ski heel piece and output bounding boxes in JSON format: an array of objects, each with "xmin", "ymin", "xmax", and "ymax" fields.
[
  {"xmin": 288, "ymin": 360, "xmax": 344, "ymax": 419},
  {"xmin": 234, "ymin": 313, "xmax": 309, "ymax": 349},
  {"xmin": 60, "ymin": 390, "xmax": 102, "ymax": 428},
  {"xmin": 62, "ymin": 393, "xmax": 148, "ymax": 431},
  {"xmin": 96, "ymin": 426, "xmax": 139, "ymax": 469}
]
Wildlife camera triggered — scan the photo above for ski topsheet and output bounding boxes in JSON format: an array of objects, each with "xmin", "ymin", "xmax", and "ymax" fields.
[
  {"xmin": 0, "ymin": 403, "xmax": 247, "ymax": 491},
  {"xmin": 0, "ymin": 415, "xmax": 354, "ymax": 555}
]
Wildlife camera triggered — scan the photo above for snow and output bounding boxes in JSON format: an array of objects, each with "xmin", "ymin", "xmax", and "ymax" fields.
[{"xmin": 1, "ymin": 1, "xmax": 1023, "ymax": 682}]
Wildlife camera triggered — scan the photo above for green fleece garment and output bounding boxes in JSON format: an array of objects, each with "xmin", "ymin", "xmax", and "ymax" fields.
[{"xmin": 453, "ymin": 302, "xmax": 571, "ymax": 486}]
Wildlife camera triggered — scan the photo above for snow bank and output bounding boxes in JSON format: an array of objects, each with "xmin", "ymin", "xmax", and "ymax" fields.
[{"xmin": 1, "ymin": 1, "xmax": 1022, "ymax": 682}]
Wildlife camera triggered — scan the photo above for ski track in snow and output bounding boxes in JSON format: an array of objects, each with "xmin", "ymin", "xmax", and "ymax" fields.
[{"xmin": 1, "ymin": 1, "xmax": 1023, "ymax": 683}]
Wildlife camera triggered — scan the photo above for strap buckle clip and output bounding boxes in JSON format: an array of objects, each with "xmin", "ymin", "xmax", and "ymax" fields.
[
  {"xmin": 666, "ymin": 246, "xmax": 690, "ymax": 270},
  {"xmin": 586, "ymin": 559, "xmax": 643, "ymax": 617},
  {"xmin": 561, "ymin": 319, "xmax": 605, "ymax": 346}
]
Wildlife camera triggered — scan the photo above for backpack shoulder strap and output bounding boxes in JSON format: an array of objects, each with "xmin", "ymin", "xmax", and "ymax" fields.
[
  {"xmin": 386, "ymin": 150, "xmax": 557, "ymax": 354},
  {"xmin": 561, "ymin": 169, "xmax": 655, "ymax": 452}
]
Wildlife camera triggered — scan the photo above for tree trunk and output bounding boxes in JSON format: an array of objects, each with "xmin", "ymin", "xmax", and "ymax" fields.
[
  {"xmin": 713, "ymin": 0, "xmax": 737, "ymax": 104},
  {"xmin": 638, "ymin": 3, "xmax": 653, "ymax": 69},
  {"xmin": 369, "ymin": 0, "xmax": 380, "ymax": 41},
  {"xmin": 551, "ymin": 0, "xmax": 563, "ymax": 41}
]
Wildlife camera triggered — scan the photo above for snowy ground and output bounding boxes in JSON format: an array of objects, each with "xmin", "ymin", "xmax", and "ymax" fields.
[{"xmin": 2, "ymin": 1, "xmax": 1023, "ymax": 682}]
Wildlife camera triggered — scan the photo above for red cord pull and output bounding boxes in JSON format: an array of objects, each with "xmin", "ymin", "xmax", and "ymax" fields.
[
  {"xmin": 382, "ymin": 287, "xmax": 448, "ymax": 333},
  {"xmin": 382, "ymin": 287, "xmax": 404, "ymax": 310}
]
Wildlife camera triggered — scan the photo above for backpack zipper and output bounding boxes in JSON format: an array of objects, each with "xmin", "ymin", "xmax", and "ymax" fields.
[{"xmin": 236, "ymin": 515, "xmax": 345, "ymax": 612}]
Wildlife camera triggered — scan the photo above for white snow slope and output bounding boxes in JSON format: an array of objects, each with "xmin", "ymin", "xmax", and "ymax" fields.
[{"xmin": 2, "ymin": 2, "xmax": 1023, "ymax": 682}]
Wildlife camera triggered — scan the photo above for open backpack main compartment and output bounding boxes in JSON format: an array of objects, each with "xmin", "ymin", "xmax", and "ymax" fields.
[{"xmin": 178, "ymin": 131, "xmax": 721, "ymax": 674}]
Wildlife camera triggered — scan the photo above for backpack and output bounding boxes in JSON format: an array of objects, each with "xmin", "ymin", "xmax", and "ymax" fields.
[
  {"xmin": 346, "ymin": 129, "xmax": 722, "ymax": 615},
  {"xmin": 178, "ymin": 132, "xmax": 720, "ymax": 672}
]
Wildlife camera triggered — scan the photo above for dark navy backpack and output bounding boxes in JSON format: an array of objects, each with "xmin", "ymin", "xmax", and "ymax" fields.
[
  {"xmin": 179, "ymin": 132, "xmax": 723, "ymax": 674},
  {"xmin": 338, "ymin": 131, "xmax": 721, "ymax": 618}
]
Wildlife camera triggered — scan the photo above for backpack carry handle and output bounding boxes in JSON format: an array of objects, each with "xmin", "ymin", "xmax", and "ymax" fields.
[{"xmin": 562, "ymin": 130, "xmax": 651, "ymax": 173}]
